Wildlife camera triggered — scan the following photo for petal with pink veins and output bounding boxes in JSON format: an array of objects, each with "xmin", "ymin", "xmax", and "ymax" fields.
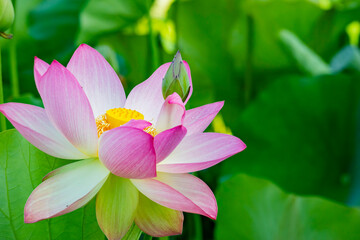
[
  {"xmin": 183, "ymin": 101, "xmax": 224, "ymax": 135},
  {"xmin": 38, "ymin": 61, "xmax": 98, "ymax": 157},
  {"xmin": 34, "ymin": 57, "xmax": 49, "ymax": 92},
  {"xmin": 67, "ymin": 44, "xmax": 126, "ymax": 117},
  {"xmin": 182, "ymin": 61, "xmax": 193, "ymax": 104},
  {"xmin": 155, "ymin": 93, "xmax": 185, "ymax": 132},
  {"xmin": 121, "ymin": 119, "xmax": 152, "ymax": 130},
  {"xmin": 131, "ymin": 172, "xmax": 217, "ymax": 219},
  {"xmin": 154, "ymin": 125, "xmax": 187, "ymax": 163},
  {"xmin": 98, "ymin": 127, "xmax": 156, "ymax": 179},
  {"xmin": 24, "ymin": 159, "xmax": 109, "ymax": 223},
  {"xmin": 124, "ymin": 63, "xmax": 170, "ymax": 123},
  {"xmin": 96, "ymin": 175, "xmax": 138, "ymax": 240},
  {"xmin": 135, "ymin": 193, "xmax": 183, "ymax": 237},
  {"xmin": 0, "ymin": 103, "xmax": 88, "ymax": 159},
  {"xmin": 157, "ymin": 133, "xmax": 246, "ymax": 173}
]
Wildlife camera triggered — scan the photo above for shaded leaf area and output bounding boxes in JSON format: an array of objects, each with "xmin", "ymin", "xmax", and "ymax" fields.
[
  {"xmin": 78, "ymin": 0, "xmax": 152, "ymax": 43},
  {"xmin": 171, "ymin": 0, "xmax": 237, "ymax": 109},
  {"xmin": 100, "ymin": 34, "xmax": 153, "ymax": 93},
  {"xmin": 279, "ymin": 29, "xmax": 331, "ymax": 76},
  {"xmin": 221, "ymin": 74, "xmax": 360, "ymax": 201},
  {"xmin": 29, "ymin": 0, "xmax": 86, "ymax": 61},
  {"xmin": 215, "ymin": 174, "xmax": 360, "ymax": 240},
  {"xmin": 171, "ymin": 0, "xmax": 360, "ymax": 122},
  {"xmin": 0, "ymin": 130, "xmax": 105, "ymax": 240}
]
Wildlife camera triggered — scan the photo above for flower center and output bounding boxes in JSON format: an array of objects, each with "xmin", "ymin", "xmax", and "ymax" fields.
[
  {"xmin": 95, "ymin": 108, "xmax": 157, "ymax": 137},
  {"xmin": 106, "ymin": 108, "xmax": 144, "ymax": 128}
]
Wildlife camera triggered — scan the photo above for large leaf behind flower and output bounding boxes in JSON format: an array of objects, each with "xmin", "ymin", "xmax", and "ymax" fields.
[
  {"xmin": 221, "ymin": 74, "xmax": 360, "ymax": 201},
  {"xmin": 215, "ymin": 174, "xmax": 360, "ymax": 240},
  {"xmin": 0, "ymin": 130, "xmax": 105, "ymax": 240}
]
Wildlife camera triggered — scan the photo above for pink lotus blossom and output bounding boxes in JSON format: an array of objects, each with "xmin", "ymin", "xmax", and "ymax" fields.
[{"xmin": 0, "ymin": 44, "xmax": 246, "ymax": 239}]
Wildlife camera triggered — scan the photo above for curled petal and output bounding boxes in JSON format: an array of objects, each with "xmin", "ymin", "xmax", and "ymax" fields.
[
  {"xmin": 154, "ymin": 126, "xmax": 187, "ymax": 163},
  {"xmin": 182, "ymin": 61, "xmax": 193, "ymax": 104},
  {"xmin": 96, "ymin": 175, "xmax": 139, "ymax": 240},
  {"xmin": 124, "ymin": 63, "xmax": 170, "ymax": 123},
  {"xmin": 99, "ymin": 127, "xmax": 156, "ymax": 179},
  {"xmin": 131, "ymin": 172, "xmax": 217, "ymax": 219},
  {"xmin": 67, "ymin": 44, "xmax": 126, "ymax": 117},
  {"xmin": 34, "ymin": 57, "xmax": 49, "ymax": 92},
  {"xmin": 24, "ymin": 159, "xmax": 110, "ymax": 223},
  {"xmin": 157, "ymin": 133, "xmax": 246, "ymax": 173},
  {"xmin": 135, "ymin": 193, "xmax": 183, "ymax": 237},
  {"xmin": 183, "ymin": 101, "xmax": 224, "ymax": 135},
  {"xmin": 155, "ymin": 93, "xmax": 185, "ymax": 132},
  {"xmin": 0, "ymin": 103, "xmax": 88, "ymax": 159},
  {"xmin": 38, "ymin": 61, "xmax": 98, "ymax": 156}
]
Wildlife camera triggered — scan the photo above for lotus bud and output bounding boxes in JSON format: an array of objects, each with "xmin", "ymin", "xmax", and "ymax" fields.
[
  {"xmin": 162, "ymin": 51, "xmax": 191, "ymax": 102},
  {"xmin": 0, "ymin": 0, "xmax": 14, "ymax": 39}
]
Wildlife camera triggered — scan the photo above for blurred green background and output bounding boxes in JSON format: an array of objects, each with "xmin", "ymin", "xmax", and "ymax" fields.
[{"xmin": 2, "ymin": 0, "xmax": 360, "ymax": 239}]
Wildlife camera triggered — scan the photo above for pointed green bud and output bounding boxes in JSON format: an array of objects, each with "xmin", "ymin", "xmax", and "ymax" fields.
[
  {"xmin": 162, "ymin": 51, "xmax": 191, "ymax": 102},
  {"xmin": 0, "ymin": 0, "xmax": 14, "ymax": 39}
]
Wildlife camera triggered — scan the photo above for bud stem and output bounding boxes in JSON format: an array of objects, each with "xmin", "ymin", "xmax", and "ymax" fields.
[
  {"xmin": 0, "ymin": 43, "xmax": 7, "ymax": 131},
  {"xmin": 9, "ymin": 29, "xmax": 19, "ymax": 97},
  {"xmin": 0, "ymin": 32, "xmax": 13, "ymax": 39}
]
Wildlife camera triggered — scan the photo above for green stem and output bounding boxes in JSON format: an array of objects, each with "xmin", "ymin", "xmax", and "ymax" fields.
[
  {"xmin": 158, "ymin": 237, "xmax": 169, "ymax": 240},
  {"xmin": 142, "ymin": 233, "xmax": 153, "ymax": 240},
  {"xmin": 123, "ymin": 223, "xmax": 143, "ymax": 240},
  {"xmin": 148, "ymin": 13, "xmax": 160, "ymax": 72},
  {"xmin": 244, "ymin": 14, "xmax": 254, "ymax": 105},
  {"xmin": 0, "ymin": 43, "xmax": 7, "ymax": 131},
  {"xmin": 9, "ymin": 0, "xmax": 19, "ymax": 98},
  {"xmin": 193, "ymin": 210, "xmax": 203, "ymax": 240},
  {"xmin": 9, "ymin": 37, "xmax": 19, "ymax": 98},
  {"xmin": 191, "ymin": 172, "xmax": 203, "ymax": 240}
]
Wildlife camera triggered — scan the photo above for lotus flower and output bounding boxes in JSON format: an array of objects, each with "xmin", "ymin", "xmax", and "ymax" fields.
[{"xmin": 0, "ymin": 44, "xmax": 246, "ymax": 239}]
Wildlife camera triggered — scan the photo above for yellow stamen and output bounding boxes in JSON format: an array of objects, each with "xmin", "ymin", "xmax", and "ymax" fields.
[
  {"xmin": 144, "ymin": 126, "xmax": 158, "ymax": 137},
  {"xmin": 95, "ymin": 108, "xmax": 158, "ymax": 138},
  {"xmin": 106, "ymin": 108, "xmax": 144, "ymax": 129},
  {"xmin": 96, "ymin": 115, "xmax": 111, "ymax": 137}
]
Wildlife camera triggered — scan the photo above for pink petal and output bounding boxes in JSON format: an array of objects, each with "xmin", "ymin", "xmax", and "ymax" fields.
[
  {"xmin": 34, "ymin": 57, "xmax": 49, "ymax": 92},
  {"xmin": 67, "ymin": 44, "xmax": 126, "ymax": 117},
  {"xmin": 121, "ymin": 119, "xmax": 152, "ymax": 130},
  {"xmin": 38, "ymin": 61, "xmax": 98, "ymax": 157},
  {"xmin": 0, "ymin": 103, "xmax": 88, "ymax": 159},
  {"xmin": 24, "ymin": 159, "xmax": 109, "ymax": 223},
  {"xmin": 183, "ymin": 101, "xmax": 224, "ymax": 135},
  {"xmin": 155, "ymin": 93, "xmax": 185, "ymax": 132},
  {"xmin": 157, "ymin": 133, "xmax": 246, "ymax": 173},
  {"xmin": 131, "ymin": 172, "xmax": 217, "ymax": 219},
  {"xmin": 98, "ymin": 127, "xmax": 156, "ymax": 179},
  {"xmin": 154, "ymin": 126, "xmax": 187, "ymax": 163},
  {"xmin": 96, "ymin": 175, "xmax": 139, "ymax": 240},
  {"xmin": 124, "ymin": 63, "xmax": 170, "ymax": 123},
  {"xmin": 183, "ymin": 61, "xmax": 193, "ymax": 104},
  {"xmin": 135, "ymin": 193, "xmax": 183, "ymax": 237}
]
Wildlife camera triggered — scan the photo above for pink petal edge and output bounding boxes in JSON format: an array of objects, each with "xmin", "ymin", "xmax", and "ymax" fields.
[
  {"xmin": 38, "ymin": 60, "xmax": 98, "ymax": 157},
  {"xmin": 131, "ymin": 173, "xmax": 217, "ymax": 220},
  {"xmin": 99, "ymin": 127, "xmax": 156, "ymax": 179},
  {"xmin": 157, "ymin": 132, "xmax": 246, "ymax": 173}
]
